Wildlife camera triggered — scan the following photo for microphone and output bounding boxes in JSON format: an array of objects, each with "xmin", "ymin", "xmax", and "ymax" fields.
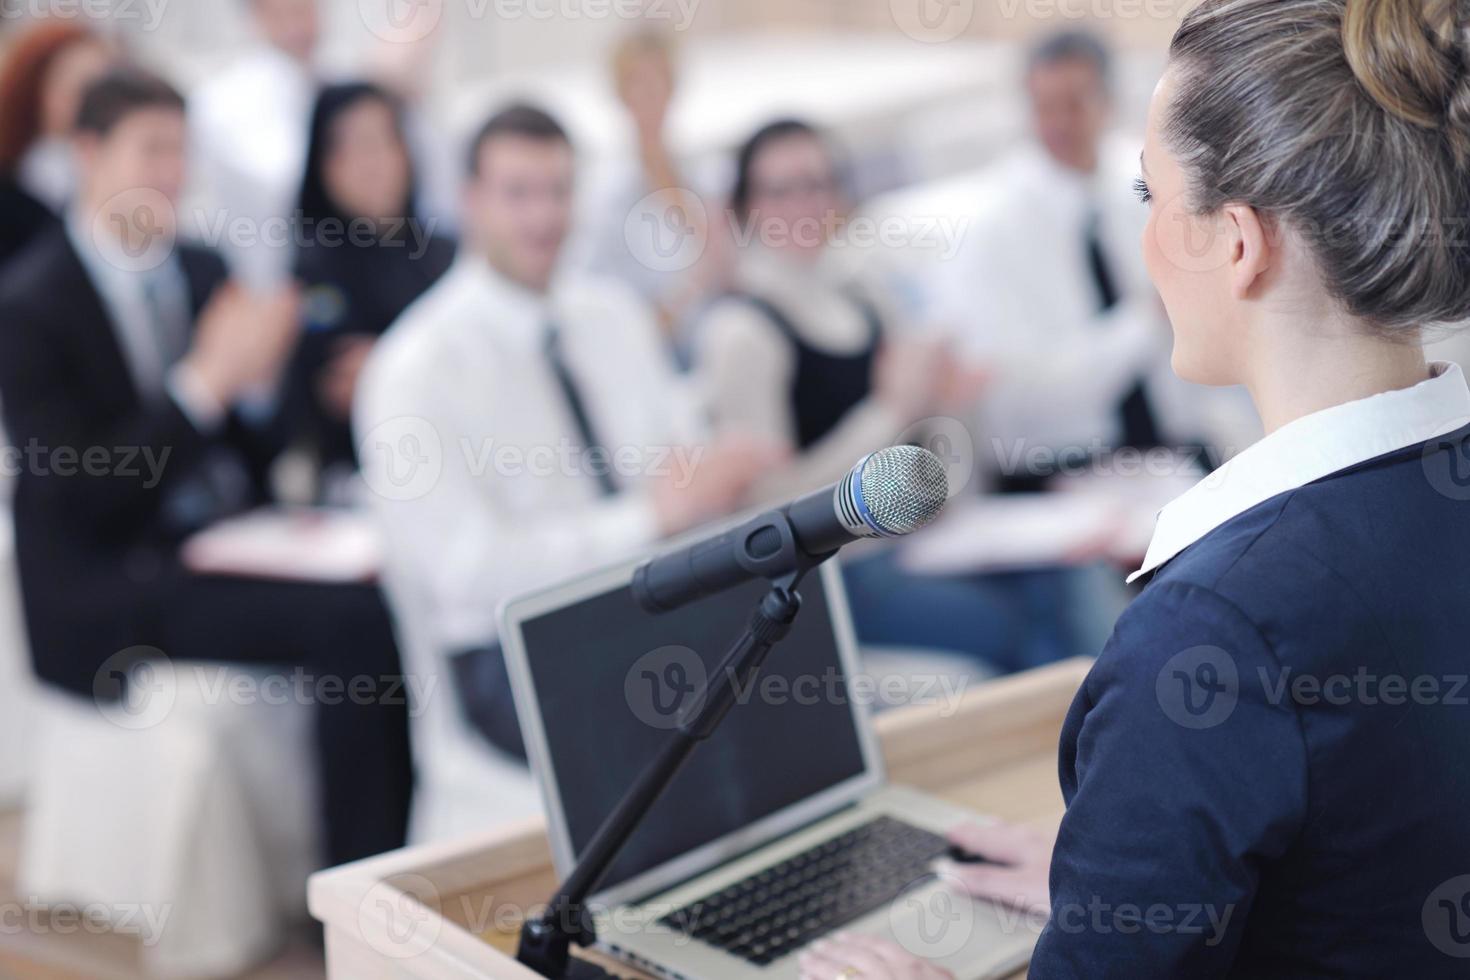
[{"xmin": 632, "ymin": 445, "xmax": 949, "ymax": 614}]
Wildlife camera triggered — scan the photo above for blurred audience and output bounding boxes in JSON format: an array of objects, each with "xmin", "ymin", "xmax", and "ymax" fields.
[
  {"xmin": 189, "ymin": 0, "xmax": 323, "ymax": 291},
  {"xmin": 693, "ymin": 118, "xmax": 1098, "ymax": 673},
  {"xmin": 940, "ymin": 30, "xmax": 1229, "ymax": 489},
  {"xmin": 0, "ymin": 68, "xmax": 412, "ymax": 868},
  {"xmin": 287, "ymin": 82, "xmax": 456, "ymax": 498},
  {"xmin": 0, "ymin": 20, "xmax": 113, "ymax": 270},
  {"xmin": 355, "ymin": 103, "xmax": 778, "ymax": 841}
]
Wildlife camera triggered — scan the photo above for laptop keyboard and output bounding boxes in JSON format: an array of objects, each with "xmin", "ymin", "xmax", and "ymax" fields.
[{"xmin": 657, "ymin": 815, "xmax": 949, "ymax": 967}]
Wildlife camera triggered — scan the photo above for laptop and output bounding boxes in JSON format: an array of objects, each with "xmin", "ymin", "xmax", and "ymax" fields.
[{"xmin": 498, "ymin": 557, "xmax": 1040, "ymax": 980}]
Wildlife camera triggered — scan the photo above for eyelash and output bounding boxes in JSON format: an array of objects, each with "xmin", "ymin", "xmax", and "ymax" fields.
[{"xmin": 1132, "ymin": 176, "xmax": 1153, "ymax": 205}]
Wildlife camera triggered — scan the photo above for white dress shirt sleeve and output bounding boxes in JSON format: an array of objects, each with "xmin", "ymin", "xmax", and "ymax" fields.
[
  {"xmin": 356, "ymin": 317, "xmax": 661, "ymax": 650},
  {"xmin": 425, "ymin": 457, "xmax": 659, "ymax": 647},
  {"xmin": 941, "ymin": 202, "xmax": 1167, "ymax": 452}
]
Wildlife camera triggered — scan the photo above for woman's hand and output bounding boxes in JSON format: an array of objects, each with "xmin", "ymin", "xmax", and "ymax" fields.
[
  {"xmin": 873, "ymin": 337, "xmax": 950, "ymax": 422},
  {"xmin": 936, "ymin": 820, "xmax": 1057, "ymax": 919},
  {"xmin": 793, "ymin": 821, "xmax": 1054, "ymax": 979},
  {"xmin": 798, "ymin": 932, "xmax": 955, "ymax": 980},
  {"xmin": 183, "ymin": 281, "xmax": 301, "ymax": 408},
  {"xmin": 317, "ymin": 335, "xmax": 377, "ymax": 421}
]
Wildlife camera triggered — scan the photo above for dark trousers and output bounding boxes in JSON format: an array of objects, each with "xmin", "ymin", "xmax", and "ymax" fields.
[
  {"xmin": 841, "ymin": 551, "xmax": 1092, "ymax": 675},
  {"xmin": 450, "ymin": 643, "xmax": 527, "ymax": 761},
  {"xmin": 159, "ymin": 574, "xmax": 414, "ymax": 868}
]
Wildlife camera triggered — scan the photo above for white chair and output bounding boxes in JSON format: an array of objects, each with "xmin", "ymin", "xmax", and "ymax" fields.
[
  {"xmin": 0, "ymin": 517, "xmax": 33, "ymax": 808},
  {"xmin": 378, "ymin": 568, "xmax": 542, "ymax": 847},
  {"xmin": 0, "ymin": 421, "xmax": 33, "ymax": 807},
  {"xmin": 19, "ymin": 658, "xmax": 320, "ymax": 979}
]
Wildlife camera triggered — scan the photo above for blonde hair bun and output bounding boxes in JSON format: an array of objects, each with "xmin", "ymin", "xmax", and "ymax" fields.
[
  {"xmin": 1168, "ymin": 0, "xmax": 1470, "ymax": 332},
  {"xmin": 1343, "ymin": 0, "xmax": 1470, "ymax": 159}
]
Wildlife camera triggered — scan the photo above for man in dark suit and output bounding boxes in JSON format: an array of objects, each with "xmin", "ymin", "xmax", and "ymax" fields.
[{"xmin": 0, "ymin": 69, "xmax": 412, "ymax": 866}]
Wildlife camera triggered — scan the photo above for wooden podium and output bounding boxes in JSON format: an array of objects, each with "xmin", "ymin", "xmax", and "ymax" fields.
[{"xmin": 308, "ymin": 657, "xmax": 1091, "ymax": 979}]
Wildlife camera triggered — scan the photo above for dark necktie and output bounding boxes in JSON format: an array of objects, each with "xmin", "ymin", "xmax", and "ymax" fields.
[
  {"xmin": 1086, "ymin": 211, "xmax": 1163, "ymax": 450},
  {"xmin": 140, "ymin": 269, "xmax": 190, "ymax": 395},
  {"xmin": 543, "ymin": 322, "xmax": 618, "ymax": 498}
]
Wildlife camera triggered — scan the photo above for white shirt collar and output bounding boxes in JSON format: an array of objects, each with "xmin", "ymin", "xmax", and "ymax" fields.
[
  {"xmin": 65, "ymin": 206, "xmax": 178, "ymax": 284},
  {"xmin": 1130, "ymin": 361, "xmax": 1470, "ymax": 583},
  {"xmin": 1015, "ymin": 135, "xmax": 1129, "ymax": 210},
  {"xmin": 449, "ymin": 252, "xmax": 559, "ymax": 350}
]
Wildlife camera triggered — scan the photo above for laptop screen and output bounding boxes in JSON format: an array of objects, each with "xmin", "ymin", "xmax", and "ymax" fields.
[{"xmin": 516, "ymin": 570, "xmax": 870, "ymax": 895}]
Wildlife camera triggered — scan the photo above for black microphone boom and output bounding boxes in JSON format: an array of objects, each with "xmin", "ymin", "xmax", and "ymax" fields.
[{"xmin": 631, "ymin": 445, "xmax": 950, "ymax": 614}]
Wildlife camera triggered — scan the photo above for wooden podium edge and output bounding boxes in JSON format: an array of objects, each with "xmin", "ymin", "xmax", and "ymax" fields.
[{"xmin": 308, "ymin": 657, "xmax": 1093, "ymax": 977}]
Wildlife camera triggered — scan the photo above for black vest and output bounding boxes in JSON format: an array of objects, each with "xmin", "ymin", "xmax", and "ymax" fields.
[{"xmin": 729, "ymin": 292, "xmax": 883, "ymax": 450}]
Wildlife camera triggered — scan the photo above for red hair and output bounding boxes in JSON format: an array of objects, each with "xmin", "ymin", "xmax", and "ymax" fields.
[{"xmin": 0, "ymin": 20, "xmax": 102, "ymax": 174}]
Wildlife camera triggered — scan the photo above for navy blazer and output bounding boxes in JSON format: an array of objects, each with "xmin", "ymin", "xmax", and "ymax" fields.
[
  {"xmin": 1032, "ymin": 425, "xmax": 1470, "ymax": 977},
  {"xmin": 0, "ymin": 227, "xmax": 280, "ymax": 696}
]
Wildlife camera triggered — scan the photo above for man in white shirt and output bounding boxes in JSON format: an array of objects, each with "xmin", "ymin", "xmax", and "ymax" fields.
[
  {"xmin": 355, "ymin": 104, "xmax": 776, "ymax": 841},
  {"xmin": 941, "ymin": 31, "xmax": 1256, "ymax": 488},
  {"xmin": 188, "ymin": 0, "xmax": 320, "ymax": 291}
]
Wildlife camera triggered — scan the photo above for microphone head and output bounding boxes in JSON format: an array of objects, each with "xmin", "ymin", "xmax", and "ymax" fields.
[{"xmin": 838, "ymin": 445, "xmax": 949, "ymax": 538}]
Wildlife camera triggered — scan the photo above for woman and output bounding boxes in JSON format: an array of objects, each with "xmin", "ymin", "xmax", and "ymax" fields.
[
  {"xmin": 696, "ymin": 120, "xmax": 1097, "ymax": 674},
  {"xmin": 0, "ymin": 21, "xmax": 113, "ymax": 268},
  {"xmin": 579, "ymin": 30, "xmax": 728, "ymax": 345},
  {"xmin": 696, "ymin": 119, "xmax": 964, "ymax": 505},
  {"xmin": 803, "ymin": 0, "xmax": 1470, "ymax": 977},
  {"xmin": 289, "ymin": 81, "xmax": 455, "ymax": 492}
]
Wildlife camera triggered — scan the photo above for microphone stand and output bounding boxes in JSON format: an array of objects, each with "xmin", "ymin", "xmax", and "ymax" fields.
[{"xmin": 516, "ymin": 525, "xmax": 833, "ymax": 979}]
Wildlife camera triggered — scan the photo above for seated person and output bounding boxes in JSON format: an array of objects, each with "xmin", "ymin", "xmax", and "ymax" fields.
[
  {"xmin": 694, "ymin": 118, "xmax": 966, "ymax": 505},
  {"xmin": 188, "ymin": 0, "xmax": 322, "ymax": 290},
  {"xmin": 693, "ymin": 119, "xmax": 1085, "ymax": 674},
  {"xmin": 287, "ymin": 81, "xmax": 455, "ymax": 497},
  {"xmin": 0, "ymin": 69, "xmax": 412, "ymax": 867},
  {"xmin": 936, "ymin": 30, "xmax": 1252, "ymax": 489},
  {"xmin": 574, "ymin": 30, "xmax": 728, "ymax": 350},
  {"xmin": 355, "ymin": 103, "xmax": 777, "ymax": 842}
]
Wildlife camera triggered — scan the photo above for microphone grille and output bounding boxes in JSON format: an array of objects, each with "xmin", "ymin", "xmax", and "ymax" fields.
[{"xmin": 846, "ymin": 445, "xmax": 949, "ymax": 537}]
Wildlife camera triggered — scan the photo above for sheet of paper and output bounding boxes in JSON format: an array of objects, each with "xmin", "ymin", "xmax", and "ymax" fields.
[
  {"xmin": 181, "ymin": 507, "xmax": 383, "ymax": 584},
  {"xmin": 896, "ymin": 468, "xmax": 1197, "ymax": 575}
]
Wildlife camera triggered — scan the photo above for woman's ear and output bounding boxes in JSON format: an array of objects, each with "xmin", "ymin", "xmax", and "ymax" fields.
[{"xmin": 1222, "ymin": 203, "xmax": 1271, "ymax": 300}]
